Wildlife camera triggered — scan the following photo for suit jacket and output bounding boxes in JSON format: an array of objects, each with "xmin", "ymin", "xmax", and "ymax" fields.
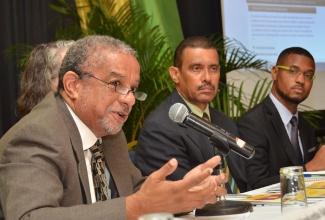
[
  {"xmin": 135, "ymin": 89, "xmax": 248, "ymax": 193},
  {"xmin": 0, "ymin": 92, "xmax": 145, "ymax": 220},
  {"xmin": 237, "ymin": 95, "xmax": 317, "ymax": 190}
]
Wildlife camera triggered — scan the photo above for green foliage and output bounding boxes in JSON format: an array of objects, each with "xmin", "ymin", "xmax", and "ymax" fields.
[{"xmin": 4, "ymin": 43, "xmax": 34, "ymax": 70}]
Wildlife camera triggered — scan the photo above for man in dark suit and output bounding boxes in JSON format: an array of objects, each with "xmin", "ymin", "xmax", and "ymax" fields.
[
  {"xmin": 135, "ymin": 36, "xmax": 248, "ymax": 193},
  {"xmin": 237, "ymin": 47, "xmax": 325, "ymax": 190},
  {"xmin": 0, "ymin": 35, "xmax": 228, "ymax": 220}
]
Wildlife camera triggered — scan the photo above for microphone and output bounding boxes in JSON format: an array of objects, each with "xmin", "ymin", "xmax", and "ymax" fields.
[{"xmin": 169, "ymin": 103, "xmax": 255, "ymax": 159}]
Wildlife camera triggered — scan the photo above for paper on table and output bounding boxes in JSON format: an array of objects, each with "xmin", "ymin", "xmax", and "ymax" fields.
[
  {"xmin": 241, "ymin": 193, "xmax": 281, "ymax": 204},
  {"xmin": 306, "ymin": 181, "xmax": 325, "ymax": 189}
]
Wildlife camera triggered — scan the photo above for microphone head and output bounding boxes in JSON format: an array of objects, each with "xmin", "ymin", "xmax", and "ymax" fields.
[{"xmin": 169, "ymin": 103, "xmax": 189, "ymax": 123}]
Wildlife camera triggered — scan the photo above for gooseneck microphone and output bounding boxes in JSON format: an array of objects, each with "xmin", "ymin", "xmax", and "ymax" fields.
[{"xmin": 169, "ymin": 103, "xmax": 255, "ymax": 159}]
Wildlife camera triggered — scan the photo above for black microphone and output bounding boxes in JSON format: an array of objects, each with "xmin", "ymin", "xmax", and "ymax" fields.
[{"xmin": 168, "ymin": 103, "xmax": 255, "ymax": 159}]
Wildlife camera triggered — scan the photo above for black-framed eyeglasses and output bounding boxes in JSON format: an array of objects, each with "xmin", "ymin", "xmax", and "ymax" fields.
[
  {"xmin": 276, "ymin": 65, "xmax": 316, "ymax": 81},
  {"xmin": 86, "ymin": 74, "xmax": 147, "ymax": 101}
]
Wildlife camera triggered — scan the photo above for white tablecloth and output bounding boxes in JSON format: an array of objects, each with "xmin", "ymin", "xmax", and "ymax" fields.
[{"xmin": 176, "ymin": 182, "xmax": 325, "ymax": 220}]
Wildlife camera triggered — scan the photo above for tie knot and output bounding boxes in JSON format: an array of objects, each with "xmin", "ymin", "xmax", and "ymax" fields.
[
  {"xmin": 202, "ymin": 112, "xmax": 210, "ymax": 121},
  {"xmin": 89, "ymin": 141, "xmax": 104, "ymax": 160},
  {"xmin": 290, "ymin": 116, "xmax": 298, "ymax": 126}
]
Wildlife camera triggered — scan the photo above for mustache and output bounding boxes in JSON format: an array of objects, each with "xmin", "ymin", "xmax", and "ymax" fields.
[{"xmin": 198, "ymin": 83, "xmax": 215, "ymax": 90}]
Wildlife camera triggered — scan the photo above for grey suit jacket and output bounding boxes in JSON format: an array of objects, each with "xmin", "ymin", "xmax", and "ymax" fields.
[
  {"xmin": 0, "ymin": 92, "xmax": 145, "ymax": 220},
  {"xmin": 135, "ymin": 89, "xmax": 248, "ymax": 193},
  {"xmin": 237, "ymin": 95, "xmax": 317, "ymax": 190}
]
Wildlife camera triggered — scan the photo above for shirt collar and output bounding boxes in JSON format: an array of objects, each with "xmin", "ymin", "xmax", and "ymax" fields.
[
  {"xmin": 65, "ymin": 103, "xmax": 98, "ymax": 151},
  {"xmin": 269, "ymin": 92, "xmax": 298, "ymax": 125},
  {"xmin": 178, "ymin": 92, "xmax": 210, "ymax": 119}
]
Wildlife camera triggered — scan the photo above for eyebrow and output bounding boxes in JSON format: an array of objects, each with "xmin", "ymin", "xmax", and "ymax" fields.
[
  {"xmin": 108, "ymin": 71, "xmax": 141, "ymax": 84},
  {"xmin": 291, "ymin": 65, "xmax": 314, "ymax": 73},
  {"xmin": 108, "ymin": 71, "xmax": 124, "ymax": 79}
]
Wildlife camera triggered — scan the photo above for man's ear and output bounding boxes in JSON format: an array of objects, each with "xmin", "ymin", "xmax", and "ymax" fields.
[
  {"xmin": 271, "ymin": 66, "xmax": 278, "ymax": 81},
  {"xmin": 169, "ymin": 66, "xmax": 180, "ymax": 83},
  {"xmin": 62, "ymin": 71, "xmax": 81, "ymax": 99}
]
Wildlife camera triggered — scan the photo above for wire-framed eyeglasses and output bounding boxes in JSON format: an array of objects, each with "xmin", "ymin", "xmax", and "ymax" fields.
[
  {"xmin": 276, "ymin": 65, "xmax": 316, "ymax": 81},
  {"xmin": 87, "ymin": 74, "xmax": 147, "ymax": 101}
]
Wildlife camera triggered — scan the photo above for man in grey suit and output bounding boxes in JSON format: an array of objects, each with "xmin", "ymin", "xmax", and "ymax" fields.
[
  {"xmin": 0, "ymin": 35, "xmax": 228, "ymax": 220},
  {"xmin": 237, "ymin": 47, "xmax": 325, "ymax": 190},
  {"xmin": 135, "ymin": 36, "xmax": 248, "ymax": 193}
]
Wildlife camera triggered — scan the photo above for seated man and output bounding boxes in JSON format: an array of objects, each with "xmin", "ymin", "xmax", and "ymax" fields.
[
  {"xmin": 135, "ymin": 36, "xmax": 248, "ymax": 193},
  {"xmin": 237, "ymin": 47, "xmax": 325, "ymax": 190},
  {"xmin": 0, "ymin": 35, "xmax": 227, "ymax": 220}
]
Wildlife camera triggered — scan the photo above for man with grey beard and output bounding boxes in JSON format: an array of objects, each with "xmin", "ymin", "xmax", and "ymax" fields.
[
  {"xmin": 0, "ymin": 35, "xmax": 228, "ymax": 220},
  {"xmin": 237, "ymin": 47, "xmax": 325, "ymax": 190}
]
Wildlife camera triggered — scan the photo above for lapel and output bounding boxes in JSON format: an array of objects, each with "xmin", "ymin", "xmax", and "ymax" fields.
[
  {"xmin": 169, "ymin": 90, "xmax": 215, "ymax": 161},
  {"xmin": 263, "ymin": 96, "xmax": 301, "ymax": 165},
  {"xmin": 298, "ymin": 114, "xmax": 313, "ymax": 162},
  {"xmin": 101, "ymin": 130, "xmax": 134, "ymax": 197},
  {"xmin": 56, "ymin": 95, "xmax": 92, "ymax": 203}
]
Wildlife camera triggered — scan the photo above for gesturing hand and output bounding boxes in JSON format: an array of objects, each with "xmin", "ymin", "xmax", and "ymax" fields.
[{"xmin": 126, "ymin": 156, "xmax": 227, "ymax": 219}]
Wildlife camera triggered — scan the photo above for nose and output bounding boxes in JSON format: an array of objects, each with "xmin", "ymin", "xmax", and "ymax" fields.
[
  {"xmin": 119, "ymin": 92, "xmax": 136, "ymax": 107},
  {"xmin": 295, "ymin": 71, "xmax": 305, "ymax": 84},
  {"xmin": 202, "ymin": 68, "xmax": 211, "ymax": 82}
]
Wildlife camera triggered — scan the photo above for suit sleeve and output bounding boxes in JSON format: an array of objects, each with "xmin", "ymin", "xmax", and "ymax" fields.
[
  {"xmin": 237, "ymin": 114, "xmax": 279, "ymax": 190},
  {"xmin": 0, "ymin": 124, "xmax": 139, "ymax": 220},
  {"xmin": 135, "ymin": 111, "xmax": 193, "ymax": 180}
]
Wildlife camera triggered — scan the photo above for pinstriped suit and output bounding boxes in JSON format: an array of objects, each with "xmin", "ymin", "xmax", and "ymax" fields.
[{"xmin": 0, "ymin": 92, "xmax": 145, "ymax": 220}]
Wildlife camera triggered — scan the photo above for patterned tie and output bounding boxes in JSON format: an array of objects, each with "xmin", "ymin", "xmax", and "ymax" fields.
[
  {"xmin": 290, "ymin": 116, "xmax": 304, "ymax": 165},
  {"xmin": 89, "ymin": 140, "xmax": 108, "ymax": 201}
]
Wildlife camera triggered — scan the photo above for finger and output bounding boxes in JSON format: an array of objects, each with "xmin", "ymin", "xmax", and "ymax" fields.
[
  {"xmin": 180, "ymin": 167, "xmax": 214, "ymax": 191},
  {"xmin": 185, "ymin": 180, "xmax": 217, "ymax": 209},
  {"xmin": 212, "ymin": 185, "xmax": 227, "ymax": 197},
  {"xmin": 150, "ymin": 158, "xmax": 178, "ymax": 180},
  {"xmin": 199, "ymin": 156, "xmax": 221, "ymax": 170},
  {"xmin": 215, "ymin": 173, "xmax": 227, "ymax": 185},
  {"xmin": 188, "ymin": 179, "xmax": 210, "ymax": 192}
]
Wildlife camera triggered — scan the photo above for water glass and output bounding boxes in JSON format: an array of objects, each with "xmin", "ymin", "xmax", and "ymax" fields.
[{"xmin": 280, "ymin": 166, "xmax": 307, "ymax": 214}]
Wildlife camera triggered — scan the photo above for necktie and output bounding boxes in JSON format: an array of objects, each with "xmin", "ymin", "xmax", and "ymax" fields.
[
  {"xmin": 89, "ymin": 141, "xmax": 108, "ymax": 201},
  {"xmin": 290, "ymin": 116, "xmax": 304, "ymax": 165},
  {"xmin": 202, "ymin": 112, "xmax": 210, "ymax": 121}
]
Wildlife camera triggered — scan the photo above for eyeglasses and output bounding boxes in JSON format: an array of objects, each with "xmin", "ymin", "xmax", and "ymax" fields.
[
  {"xmin": 87, "ymin": 74, "xmax": 147, "ymax": 101},
  {"xmin": 276, "ymin": 65, "xmax": 316, "ymax": 81}
]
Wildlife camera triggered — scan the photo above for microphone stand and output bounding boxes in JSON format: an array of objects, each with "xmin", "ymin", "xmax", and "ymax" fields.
[{"xmin": 195, "ymin": 132, "xmax": 253, "ymax": 216}]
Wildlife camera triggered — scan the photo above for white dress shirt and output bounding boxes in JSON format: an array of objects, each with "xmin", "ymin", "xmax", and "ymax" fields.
[
  {"xmin": 269, "ymin": 93, "xmax": 304, "ymax": 158},
  {"xmin": 65, "ymin": 103, "xmax": 111, "ymax": 203}
]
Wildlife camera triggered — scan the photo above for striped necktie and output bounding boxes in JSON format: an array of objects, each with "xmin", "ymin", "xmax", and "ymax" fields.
[{"xmin": 89, "ymin": 141, "xmax": 109, "ymax": 201}]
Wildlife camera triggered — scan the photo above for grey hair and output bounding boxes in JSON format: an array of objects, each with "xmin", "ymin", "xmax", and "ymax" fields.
[
  {"xmin": 16, "ymin": 40, "xmax": 74, "ymax": 117},
  {"xmin": 58, "ymin": 35, "xmax": 138, "ymax": 90}
]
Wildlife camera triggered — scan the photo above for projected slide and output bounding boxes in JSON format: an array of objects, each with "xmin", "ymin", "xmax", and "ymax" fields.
[{"xmin": 221, "ymin": 0, "xmax": 325, "ymax": 69}]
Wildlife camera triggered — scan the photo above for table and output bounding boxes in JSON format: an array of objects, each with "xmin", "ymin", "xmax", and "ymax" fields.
[{"xmin": 176, "ymin": 181, "xmax": 325, "ymax": 220}]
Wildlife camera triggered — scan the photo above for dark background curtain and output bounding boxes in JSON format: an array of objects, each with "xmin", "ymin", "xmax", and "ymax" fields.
[
  {"xmin": 0, "ymin": 0, "xmax": 74, "ymax": 137},
  {"xmin": 177, "ymin": 0, "xmax": 222, "ymax": 39}
]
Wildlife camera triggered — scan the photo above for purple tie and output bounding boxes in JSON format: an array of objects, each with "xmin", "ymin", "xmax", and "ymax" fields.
[{"xmin": 290, "ymin": 116, "xmax": 303, "ymax": 165}]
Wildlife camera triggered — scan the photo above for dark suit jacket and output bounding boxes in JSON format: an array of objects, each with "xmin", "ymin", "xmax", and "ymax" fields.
[
  {"xmin": 135, "ymin": 89, "xmax": 248, "ymax": 193},
  {"xmin": 237, "ymin": 95, "xmax": 317, "ymax": 190},
  {"xmin": 0, "ymin": 92, "xmax": 145, "ymax": 220}
]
